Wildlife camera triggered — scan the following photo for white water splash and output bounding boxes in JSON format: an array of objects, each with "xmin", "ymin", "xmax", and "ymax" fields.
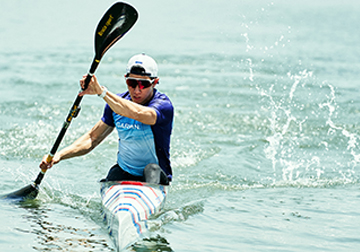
[
  {"xmin": 260, "ymin": 69, "xmax": 359, "ymax": 184},
  {"xmin": 247, "ymin": 58, "xmax": 255, "ymax": 82},
  {"xmin": 288, "ymin": 70, "xmax": 313, "ymax": 100},
  {"xmin": 319, "ymin": 83, "xmax": 360, "ymax": 169}
]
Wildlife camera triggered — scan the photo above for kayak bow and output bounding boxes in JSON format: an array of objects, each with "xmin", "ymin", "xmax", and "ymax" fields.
[{"xmin": 101, "ymin": 181, "xmax": 168, "ymax": 251}]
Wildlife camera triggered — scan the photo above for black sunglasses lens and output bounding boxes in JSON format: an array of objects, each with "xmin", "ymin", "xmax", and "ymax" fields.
[
  {"xmin": 126, "ymin": 79, "xmax": 152, "ymax": 89},
  {"xmin": 126, "ymin": 79, "xmax": 137, "ymax": 88}
]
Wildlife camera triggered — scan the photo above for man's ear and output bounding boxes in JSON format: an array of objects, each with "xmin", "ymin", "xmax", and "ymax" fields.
[{"xmin": 153, "ymin": 78, "xmax": 160, "ymax": 85}]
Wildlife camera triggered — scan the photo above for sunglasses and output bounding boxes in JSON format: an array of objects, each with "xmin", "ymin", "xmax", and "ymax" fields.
[{"xmin": 126, "ymin": 78, "xmax": 154, "ymax": 90}]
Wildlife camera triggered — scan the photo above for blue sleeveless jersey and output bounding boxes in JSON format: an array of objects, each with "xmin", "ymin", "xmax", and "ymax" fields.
[{"xmin": 101, "ymin": 89, "xmax": 173, "ymax": 180}]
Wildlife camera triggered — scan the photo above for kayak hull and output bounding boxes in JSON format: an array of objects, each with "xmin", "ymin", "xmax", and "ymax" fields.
[{"xmin": 100, "ymin": 181, "xmax": 168, "ymax": 251}]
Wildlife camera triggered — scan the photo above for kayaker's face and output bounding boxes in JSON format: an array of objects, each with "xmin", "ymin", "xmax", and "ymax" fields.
[{"xmin": 126, "ymin": 74, "xmax": 157, "ymax": 105}]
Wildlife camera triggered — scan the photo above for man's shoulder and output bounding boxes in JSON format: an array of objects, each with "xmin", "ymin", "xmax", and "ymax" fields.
[
  {"xmin": 152, "ymin": 89, "xmax": 172, "ymax": 104},
  {"xmin": 149, "ymin": 90, "xmax": 173, "ymax": 122}
]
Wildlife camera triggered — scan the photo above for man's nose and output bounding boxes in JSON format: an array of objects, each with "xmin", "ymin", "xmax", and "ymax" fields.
[{"xmin": 134, "ymin": 85, "xmax": 141, "ymax": 93}]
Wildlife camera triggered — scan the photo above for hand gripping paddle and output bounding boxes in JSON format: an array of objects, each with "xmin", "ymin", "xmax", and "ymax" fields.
[{"xmin": 3, "ymin": 2, "xmax": 138, "ymax": 201}]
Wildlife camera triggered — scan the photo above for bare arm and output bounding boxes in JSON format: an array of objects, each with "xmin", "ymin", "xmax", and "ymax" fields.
[
  {"xmin": 79, "ymin": 75, "xmax": 157, "ymax": 125},
  {"xmin": 40, "ymin": 120, "xmax": 114, "ymax": 169},
  {"xmin": 104, "ymin": 91, "xmax": 157, "ymax": 125}
]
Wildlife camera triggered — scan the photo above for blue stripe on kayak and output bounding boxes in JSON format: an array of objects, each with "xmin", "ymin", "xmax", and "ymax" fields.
[
  {"xmin": 159, "ymin": 185, "xmax": 166, "ymax": 198},
  {"xmin": 104, "ymin": 188, "xmax": 122, "ymax": 206},
  {"xmin": 123, "ymin": 190, "xmax": 154, "ymax": 215},
  {"xmin": 114, "ymin": 202, "xmax": 141, "ymax": 222},
  {"xmin": 105, "ymin": 189, "xmax": 153, "ymax": 217},
  {"xmin": 116, "ymin": 207, "xmax": 141, "ymax": 235},
  {"xmin": 115, "ymin": 187, "xmax": 156, "ymax": 214},
  {"xmin": 130, "ymin": 187, "xmax": 160, "ymax": 212},
  {"xmin": 104, "ymin": 186, "xmax": 165, "ymax": 215}
]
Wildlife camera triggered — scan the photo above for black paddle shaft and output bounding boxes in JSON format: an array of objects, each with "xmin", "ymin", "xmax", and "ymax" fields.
[
  {"xmin": 33, "ymin": 48, "xmax": 99, "ymax": 186},
  {"xmin": 4, "ymin": 2, "xmax": 138, "ymax": 200},
  {"xmin": 49, "ymin": 0, "xmax": 139, "ymax": 157},
  {"xmin": 49, "ymin": 74, "xmax": 92, "ymax": 157},
  {"xmin": 34, "ymin": 3, "xmax": 138, "ymax": 186}
]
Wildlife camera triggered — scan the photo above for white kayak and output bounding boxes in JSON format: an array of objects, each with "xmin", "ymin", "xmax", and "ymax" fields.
[{"xmin": 100, "ymin": 181, "xmax": 168, "ymax": 251}]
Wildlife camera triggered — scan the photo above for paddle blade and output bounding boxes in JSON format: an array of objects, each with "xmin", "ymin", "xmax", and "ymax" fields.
[
  {"xmin": 2, "ymin": 183, "xmax": 39, "ymax": 201},
  {"xmin": 95, "ymin": 2, "xmax": 138, "ymax": 62}
]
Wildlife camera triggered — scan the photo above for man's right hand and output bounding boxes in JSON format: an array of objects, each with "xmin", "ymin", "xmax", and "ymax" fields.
[{"xmin": 39, "ymin": 154, "xmax": 60, "ymax": 171}]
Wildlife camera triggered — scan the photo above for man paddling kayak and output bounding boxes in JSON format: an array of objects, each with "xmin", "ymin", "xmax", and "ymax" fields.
[{"xmin": 40, "ymin": 53, "xmax": 173, "ymax": 185}]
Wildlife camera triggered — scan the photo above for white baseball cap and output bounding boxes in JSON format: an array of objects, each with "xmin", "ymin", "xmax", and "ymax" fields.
[{"xmin": 126, "ymin": 53, "xmax": 158, "ymax": 78}]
